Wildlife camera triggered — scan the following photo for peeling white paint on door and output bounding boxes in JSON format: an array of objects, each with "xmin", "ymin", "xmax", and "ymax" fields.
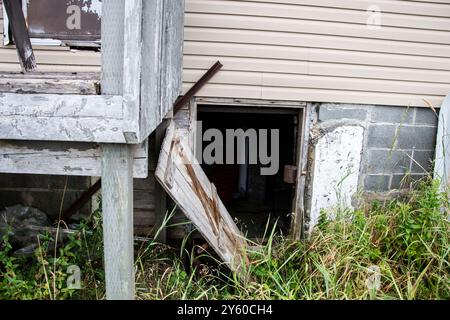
[{"xmin": 310, "ymin": 125, "xmax": 364, "ymax": 233}]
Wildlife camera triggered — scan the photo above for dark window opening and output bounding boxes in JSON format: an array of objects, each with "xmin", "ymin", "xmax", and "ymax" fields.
[{"xmin": 197, "ymin": 106, "xmax": 301, "ymax": 239}]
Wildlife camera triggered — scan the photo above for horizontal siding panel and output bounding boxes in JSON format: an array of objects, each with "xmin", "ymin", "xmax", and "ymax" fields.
[
  {"xmin": 184, "ymin": 83, "xmax": 443, "ymax": 107},
  {"xmin": 184, "ymin": 41, "xmax": 450, "ymax": 71},
  {"xmin": 187, "ymin": 0, "xmax": 450, "ymax": 31},
  {"xmin": 239, "ymin": 0, "xmax": 450, "ymax": 18},
  {"xmin": 185, "ymin": 27, "xmax": 450, "ymax": 58},
  {"xmin": 0, "ymin": 62, "xmax": 100, "ymax": 73},
  {"xmin": 260, "ymin": 87, "xmax": 443, "ymax": 107},
  {"xmin": 183, "ymin": 69, "xmax": 450, "ymax": 96},
  {"xmin": 184, "ymin": 55, "xmax": 450, "ymax": 84},
  {"xmin": 182, "ymin": 83, "xmax": 263, "ymax": 100},
  {"xmin": 185, "ymin": 13, "xmax": 450, "ymax": 45},
  {"xmin": 0, "ymin": 48, "xmax": 101, "ymax": 66}
]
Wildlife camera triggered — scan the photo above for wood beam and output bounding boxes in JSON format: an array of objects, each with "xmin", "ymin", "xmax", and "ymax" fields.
[
  {"xmin": 101, "ymin": 0, "xmax": 135, "ymax": 300},
  {"xmin": 0, "ymin": 93, "xmax": 125, "ymax": 143},
  {"xmin": 0, "ymin": 140, "xmax": 148, "ymax": 178},
  {"xmin": 290, "ymin": 104, "xmax": 313, "ymax": 240},
  {"xmin": 101, "ymin": 144, "xmax": 135, "ymax": 299},
  {"xmin": 122, "ymin": 0, "xmax": 143, "ymax": 143}
]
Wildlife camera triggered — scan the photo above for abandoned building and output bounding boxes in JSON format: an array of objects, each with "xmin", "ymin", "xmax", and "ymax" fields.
[{"xmin": 0, "ymin": 0, "xmax": 449, "ymax": 299}]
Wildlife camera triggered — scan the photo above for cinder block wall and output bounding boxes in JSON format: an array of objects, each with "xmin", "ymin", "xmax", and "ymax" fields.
[
  {"xmin": 307, "ymin": 103, "xmax": 438, "ymax": 234},
  {"xmin": 317, "ymin": 104, "xmax": 438, "ymax": 192}
]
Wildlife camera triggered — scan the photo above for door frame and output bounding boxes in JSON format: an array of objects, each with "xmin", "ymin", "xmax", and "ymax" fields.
[{"xmin": 190, "ymin": 97, "xmax": 311, "ymax": 239}]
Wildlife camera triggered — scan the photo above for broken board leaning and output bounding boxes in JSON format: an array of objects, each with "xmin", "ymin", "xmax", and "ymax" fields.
[{"xmin": 155, "ymin": 121, "xmax": 248, "ymax": 272}]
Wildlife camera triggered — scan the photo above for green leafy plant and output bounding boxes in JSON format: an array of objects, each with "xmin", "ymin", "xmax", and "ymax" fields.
[{"xmin": 1, "ymin": 181, "xmax": 449, "ymax": 300}]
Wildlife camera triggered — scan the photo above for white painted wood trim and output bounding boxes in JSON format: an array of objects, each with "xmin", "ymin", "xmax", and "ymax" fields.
[
  {"xmin": 0, "ymin": 140, "xmax": 148, "ymax": 178},
  {"xmin": 0, "ymin": 93, "xmax": 128, "ymax": 143},
  {"xmin": 122, "ymin": 0, "xmax": 143, "ymax": 143},
  {"xmin": 139, "ymin": 0, "xmax": 164, "ymax": 141}
]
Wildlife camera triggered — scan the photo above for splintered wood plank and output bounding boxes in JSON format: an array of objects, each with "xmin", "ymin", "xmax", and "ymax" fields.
[
  {"xmin": 0, "ymin": 140, "xmax": 148, "ymax": 178},
  {"xmin": 0, "ymin": 93, "xmax": 125, "ymax": 143},
  {"xmin": 155, "ymin": 121, "xmax": 248, "ymax": 272},
  {"xmin": 0, "ymin": 72, "xmax": 100, "ymax": 94}
]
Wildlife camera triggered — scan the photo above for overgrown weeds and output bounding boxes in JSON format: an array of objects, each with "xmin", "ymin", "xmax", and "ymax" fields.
[
  {"xmin": 0, "ymin": 179, "xmax": 449, "ymax": 300},
  {"xmin": 0, "ymin": 205, "xmax": 105, "ymax": 299},
  {"xmin": 136, "ymin": 179, "xmax": 450, "ymax": 300}
]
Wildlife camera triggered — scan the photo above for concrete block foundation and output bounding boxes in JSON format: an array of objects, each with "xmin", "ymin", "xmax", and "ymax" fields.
[{"xmin": 307, "ymin": 103, "xmax": 438, "ymax": 232}]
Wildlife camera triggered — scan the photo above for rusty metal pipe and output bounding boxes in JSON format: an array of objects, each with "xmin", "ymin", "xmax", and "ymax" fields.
[{"xmin": 173, "ymin": 60, "xmax": 223, "ymax": 114}]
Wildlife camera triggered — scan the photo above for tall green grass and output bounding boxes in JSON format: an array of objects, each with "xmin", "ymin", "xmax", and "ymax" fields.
[
  {"xmin": 135, "ymin": 179, "xmax": 449, "ymax": 300},
  {"xmin": 0, "ymin": 179, "xmax": 448, "ymax": 300}
]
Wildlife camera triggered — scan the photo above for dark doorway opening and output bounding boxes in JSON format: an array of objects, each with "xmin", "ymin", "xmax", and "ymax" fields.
[{"xmin": 197, "ymin": 106, "xmax": 301, "ymax": 239}]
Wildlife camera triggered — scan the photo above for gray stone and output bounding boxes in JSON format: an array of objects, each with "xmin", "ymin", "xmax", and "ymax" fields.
[
  {"xmin": 370, "ymin": 106, "xmax": 414, "ymax": 124},
  {"xmin": 415, "ymin": 108, "xmax": 438, "ymax": 126},
  {"xmin": 391, "ymin": 174, "xmax": 428, "ymax": 189},
  {"xmin": 0, "ymin": 205, "xmax": 51, "ymax": 256},
  {"xmin": 364, "ymin": 175, "xmax": 391, "ymax": 191},
  {"xmin": 367, "ymin": 125, "xmax": 397, "ymax": 148},
  {"xmin": 0, "ymin": 190, "xmax": 90, "ymax": 218},
  {"xmin": 367, "ymin": 150, "xmax": 412, "ymax": 174},
  {"xmin": 319, "ymin": 105, "xmax": 368, "ymax": 122},
  {"xmin": 411, "ymin": 150, "xmax": 435, "ymax": 173},
  {"xmin": 396, "ymin": 126, "xmax": 437, "ymax": 150}
]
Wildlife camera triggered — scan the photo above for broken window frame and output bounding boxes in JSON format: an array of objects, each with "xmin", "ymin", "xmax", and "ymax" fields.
[{"xmin": 2, "ymin": 0, "xmax": 101, "ymax": 48}]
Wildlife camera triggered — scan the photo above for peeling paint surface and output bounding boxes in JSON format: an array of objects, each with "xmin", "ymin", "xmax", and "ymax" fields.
[
  {"xmin": 310, "ymin": 125, "xmax": 364, "ymax": 232},
  {"xmin": 80, "ymin": 0, "xmax": 102, "ymax": 16},
  {"xmin": 27, "ymin": 0, "xmax": 101, "ymax": 40}
]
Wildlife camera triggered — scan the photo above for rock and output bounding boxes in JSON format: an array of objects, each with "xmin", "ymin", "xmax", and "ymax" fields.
[{"xmin": 0, "ymin": 204, "xmax": 51, "ymax": 256}]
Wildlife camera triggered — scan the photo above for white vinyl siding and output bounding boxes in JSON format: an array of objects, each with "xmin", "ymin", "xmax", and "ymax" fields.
[
  {"xmin": 183, "ymin": 0, "xmax": 450, "ymax": 107},
  {"xmin": 2, "ymin": 0, "xmax": 450, "ymax": 107}
]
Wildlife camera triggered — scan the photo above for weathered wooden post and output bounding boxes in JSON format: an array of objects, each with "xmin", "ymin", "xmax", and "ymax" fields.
[
  {"xmin": 0, "ymin": 0, "xmax": 185, "ymax": 300},
  {"xmin": 100, "ymin": 0, "xmax": 143, "ymax": 300},
  {"xmin": 101, "ymin": 144, "xmax": 135, "ymax": 299}
]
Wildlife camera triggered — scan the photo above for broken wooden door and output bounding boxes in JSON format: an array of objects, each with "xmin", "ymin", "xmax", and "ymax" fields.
[{"xmin": 155, "ymin": 121, "xmax": 247, "ymax": 272}]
